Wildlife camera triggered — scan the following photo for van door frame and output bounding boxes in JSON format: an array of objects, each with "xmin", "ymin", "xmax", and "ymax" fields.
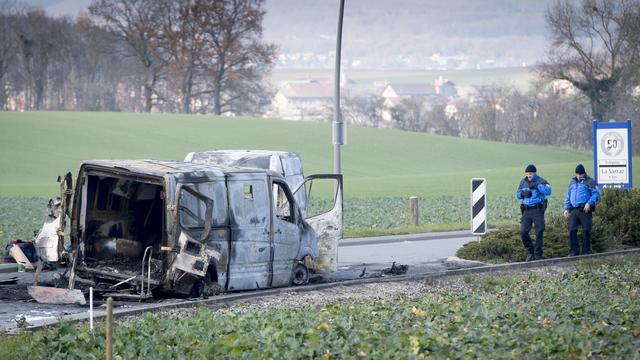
[
  {"xmin": 292, "ymin": 174, "xmax": 343, "ymax": 273},
  {"xmin": 268, "ymin": 176, "xmax": 301, "ymax": 287}
]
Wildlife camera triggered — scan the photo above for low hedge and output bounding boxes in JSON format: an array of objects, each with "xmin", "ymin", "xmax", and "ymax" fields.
[{"xmin": 457, "ymin": 188, "xmax": 640, "ymax": 263}]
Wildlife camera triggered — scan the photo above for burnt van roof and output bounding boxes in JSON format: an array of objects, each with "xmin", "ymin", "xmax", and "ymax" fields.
[
  {"xmin": 186, "ymin": 150, "xmax": 299, "ymax": 163},
  {"xmin": 80, "ymin": 159, "xmax": 279, "ymax": 177},
  {"xmin": 185, "ymin": 150, "xmax": 303, "ymax": 176}
]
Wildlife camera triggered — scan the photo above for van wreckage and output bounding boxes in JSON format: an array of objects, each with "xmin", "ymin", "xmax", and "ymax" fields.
[{"xmin": 34, "ymin": 158, "xmax": 342, "ymax": 301}]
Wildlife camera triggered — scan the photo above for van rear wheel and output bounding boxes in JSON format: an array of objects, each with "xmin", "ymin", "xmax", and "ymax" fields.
[{"xmin": 291, "ymin": 262, "xmax": 309, "ymax": 286}]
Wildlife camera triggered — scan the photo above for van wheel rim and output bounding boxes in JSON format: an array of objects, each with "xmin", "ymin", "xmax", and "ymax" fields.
[{"xmin": 292, "ymin": 264, "xmax": 309, "ymax": 285}]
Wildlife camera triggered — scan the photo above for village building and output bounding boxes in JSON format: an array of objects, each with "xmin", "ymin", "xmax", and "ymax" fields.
[
  {"xmin": 379, "ymin": 79, "xmax": 458, "ymax": 124},
  {"xmin": 271, "ymin": 81, "xmax": 334, "ymax": 121}
]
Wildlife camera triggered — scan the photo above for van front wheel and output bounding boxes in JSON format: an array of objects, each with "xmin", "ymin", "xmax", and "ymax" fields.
[{"xmin": 291, "ymin": 262, "xmax": 309, "ymax": 286}]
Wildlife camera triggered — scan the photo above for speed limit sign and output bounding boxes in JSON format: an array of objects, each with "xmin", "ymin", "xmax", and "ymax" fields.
[{"xmin": 593, "ymin": 120, "xmax": 632, "ymax": 188}]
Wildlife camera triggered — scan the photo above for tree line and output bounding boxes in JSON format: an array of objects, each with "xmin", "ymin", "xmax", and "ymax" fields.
[{"xmin": 0, "ymin": 0, "xmax": 275, "ymax": 114}]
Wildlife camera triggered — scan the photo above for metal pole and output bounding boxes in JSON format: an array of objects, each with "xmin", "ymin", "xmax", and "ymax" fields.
[{"xmin": 333, "ymin": 0, "xmax": 345, "ymax": 175}]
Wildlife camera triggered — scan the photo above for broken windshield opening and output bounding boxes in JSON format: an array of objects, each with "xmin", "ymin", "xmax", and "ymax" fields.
[
  {"xmin": 303, "ymin": 178, "xmax": 340, "ymax": 219},
  {"xmin": 272, "ymin": 182, "xmax": 294, "ymax": 223},
  {"xmin": 177, "ymin": 184, "xmax": 214, "ymax": 242}
]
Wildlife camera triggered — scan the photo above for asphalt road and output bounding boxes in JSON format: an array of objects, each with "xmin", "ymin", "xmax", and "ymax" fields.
[{"xmin": 339, "ymin": 230, "xmax": 478, "ymax": 266}]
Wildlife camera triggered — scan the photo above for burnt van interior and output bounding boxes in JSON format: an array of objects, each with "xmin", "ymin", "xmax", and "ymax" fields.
[{"xmin": 81, "ymin": 174, "xmax": 164, "ymax": 279}]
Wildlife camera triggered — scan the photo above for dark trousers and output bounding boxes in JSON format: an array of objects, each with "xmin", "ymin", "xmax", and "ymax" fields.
[
  {"xmin": 568, "ymin": 209, "xmax": 592, "ymax": 255},
  {"xmin": 520, "ymin": 207, "xmax": 545, "ymax": 257}
]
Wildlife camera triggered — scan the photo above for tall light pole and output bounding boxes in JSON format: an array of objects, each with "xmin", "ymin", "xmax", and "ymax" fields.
[{"xmin": 333, "ymin": 0, "xmax": 345, "ymax": 174}]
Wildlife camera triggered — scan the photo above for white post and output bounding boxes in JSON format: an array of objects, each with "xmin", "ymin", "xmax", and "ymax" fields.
[{"xmin": 89, "ymin": 287, "xmax": 93, "ymax": 331}]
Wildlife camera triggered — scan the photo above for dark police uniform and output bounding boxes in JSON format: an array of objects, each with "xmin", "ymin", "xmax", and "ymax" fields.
[
  {"xmin": 516, "ymin": 174, "xmax": 552, "ymax": 260},
  {"xmin": 564, "ymin": 174, "xmax": 600, "ymax": 255}
]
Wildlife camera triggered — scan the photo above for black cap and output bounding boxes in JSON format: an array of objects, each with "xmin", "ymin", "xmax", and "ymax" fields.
[
  {"xmin": 525, "ymin": 164, "xmax": 537, "ymax": 173},
  {"xmin": 575, "ymin": 164, "xmax": 586, "ymax": 174}
]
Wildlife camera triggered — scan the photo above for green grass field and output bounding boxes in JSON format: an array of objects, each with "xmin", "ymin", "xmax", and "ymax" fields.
[{"xmin": 2, "ymin": 111, "xmax": 628, "ymax": 198}]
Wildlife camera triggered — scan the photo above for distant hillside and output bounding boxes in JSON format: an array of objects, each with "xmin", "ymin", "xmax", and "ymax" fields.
[{"xmin": 263, "ymin": 0, "xmax": 553, "ymax": 70}]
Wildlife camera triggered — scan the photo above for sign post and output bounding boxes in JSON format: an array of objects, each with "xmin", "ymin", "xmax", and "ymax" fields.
[
  {"xmin": 593, "ymin": 120, "xmax": 633, "ymax": 189},
  {"xmin": 471, "ymin": 178, "xmax": 487, "ymax": 235}
]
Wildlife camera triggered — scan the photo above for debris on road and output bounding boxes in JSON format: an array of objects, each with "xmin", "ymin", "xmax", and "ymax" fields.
[
  {"xmin": 9, "ymin": 245, "xmax": 34, "ymax": 271},
  {"xmin": 4, "ymin": 240, "xmax": 38, "ymax": 264},
  {"xmin": 27, "ymin": 286, "xmax": 86, "ymax": 305},
  {"xmin": 443, "ymin": 256, "xmax": 486, "ymax": 270},
  {"xmin": 382, "ymin": 262, "xmax": 408, "ymax": 275}
]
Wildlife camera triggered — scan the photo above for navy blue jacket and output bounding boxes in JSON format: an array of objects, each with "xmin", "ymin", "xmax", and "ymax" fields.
[
  {"xmin": 516, "ymin": 175, "xmax": 552, "ymax": 207},
  {"xmin": 564, "ymin": 176, "xmax": 600, "ymax": 210}
]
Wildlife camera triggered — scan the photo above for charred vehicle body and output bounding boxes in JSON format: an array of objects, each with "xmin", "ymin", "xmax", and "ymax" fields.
[{"xmin": 68, "ymin": 160, "xmax": 342, "ymax": 299}]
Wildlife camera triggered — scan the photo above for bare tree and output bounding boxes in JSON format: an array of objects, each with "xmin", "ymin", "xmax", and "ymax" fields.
[
  {"xmin": 0, "ymin": 1, "xmax": 21, "ymax": 110},
  {"xmin": 15, "ymin": 9, "xmax": 57, "ymax": 110},
  {"xmin": 463, "ymin": 85, "xmax": 512, "ymax": 141},
  {"xmin": 158, "ymin": 0, "xmax": 212, "ymax": 114},
  {"xmin": 341, "ymin": 95, "xmax": 386, "ymax": 128},
  {"xmin": 391, "ymin": 98, "xmax": 428, "ymax": 132},
  {"xmin": 540, "ymin": 0, "xmax": 640, "ymax": 120},
  {"xmin": 70, "ymin": 16, "xmax": 125, "ymax": 110},
  {"xmin": 428, "ymin": 103, "xmax": 460, "ymax": 137},
  {"xmin": 90, "ymin": 0, "xmax": 165, "ymax": 112},
  {"xmin": 195, "ymin": 0, "xmax": 276, "ymax": 115}
]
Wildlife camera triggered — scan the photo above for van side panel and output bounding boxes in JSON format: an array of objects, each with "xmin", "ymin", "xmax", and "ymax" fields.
[
  {"xmin": 269, "ymin": 179, "xmax": 302, "ymax": 287},
  {"xmin": 226, "ymin": 174, "xmax": 271, "ymax": 290}
]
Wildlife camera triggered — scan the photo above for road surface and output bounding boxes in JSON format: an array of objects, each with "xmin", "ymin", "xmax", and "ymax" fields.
[{"xmin": 339, "ymin": 230, "xmax": 477, "ymax": 266}]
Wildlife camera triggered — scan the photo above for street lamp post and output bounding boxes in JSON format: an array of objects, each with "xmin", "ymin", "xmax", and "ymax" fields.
[{"xmin": 333, "ymin": 0, "xmax": 345, "ymax": 175}]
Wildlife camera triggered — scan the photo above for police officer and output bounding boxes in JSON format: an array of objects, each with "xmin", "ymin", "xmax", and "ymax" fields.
[
  {"xmin": 516, "ymin": 164, "xmax": 552, "ymax": 261},
  {"xmin": 563, "ymin": 164, "xmax": 600, "ymax": 256}
]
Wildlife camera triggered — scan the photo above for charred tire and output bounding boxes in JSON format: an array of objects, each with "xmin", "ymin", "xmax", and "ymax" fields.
[
  {"xmin": 291, "ymin": 262, "xmax": 309, "ymax": 286},
  {"xmin": 191, "ymin": 266, "xmax": 221, "ymax": 298}
]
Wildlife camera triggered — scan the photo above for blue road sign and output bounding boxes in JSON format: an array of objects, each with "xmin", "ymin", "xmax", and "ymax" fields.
[{"xmin": 593, "ymin": 120, "xmax": 633, "ymax": 189}]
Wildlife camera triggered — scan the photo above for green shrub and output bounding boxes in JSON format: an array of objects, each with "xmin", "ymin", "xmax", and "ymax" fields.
[
  {"xmin": 597, "ymin": 188, "xmax": 640, "ymax": 247},
  {"xmin": 457, "ymin": 189, "xmax": 634, "ymax": 263}
]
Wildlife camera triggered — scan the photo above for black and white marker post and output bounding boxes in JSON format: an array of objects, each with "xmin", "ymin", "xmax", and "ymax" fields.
[{"xmin": 471, "ymin": 178, "xmax": 487, "ymax": 238}]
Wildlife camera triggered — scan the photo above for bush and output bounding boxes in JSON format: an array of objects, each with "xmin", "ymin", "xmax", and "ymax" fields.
[
  {"xmin": 457, "ymin": 188, "xmax": 635, "ymax": 263},
  {"xmin": 597, "ymin": 188, "xmax": 640, "ymax": 247}
]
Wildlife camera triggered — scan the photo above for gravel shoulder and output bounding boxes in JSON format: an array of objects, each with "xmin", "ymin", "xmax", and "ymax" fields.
[{"xmin": 140, "ymin": 262, "xmax": 575, "ymax": 322}]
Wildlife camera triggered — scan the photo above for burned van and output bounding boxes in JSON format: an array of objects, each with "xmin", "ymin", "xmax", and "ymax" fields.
[{"xmin": 68, "ymin": 160, "xmax": 342, "ymax": 299}]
